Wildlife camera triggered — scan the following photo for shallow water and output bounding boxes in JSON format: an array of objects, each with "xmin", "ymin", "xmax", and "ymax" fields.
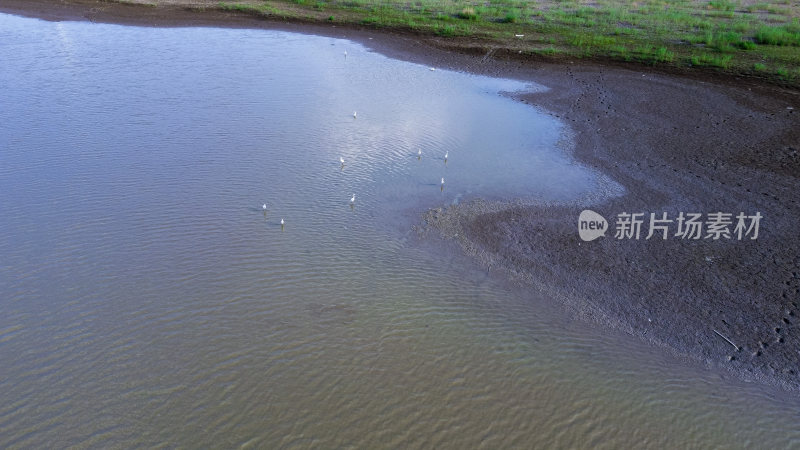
[{"xmin": 0, "ymin": 13, "xmax": 798, "ymax": 448}]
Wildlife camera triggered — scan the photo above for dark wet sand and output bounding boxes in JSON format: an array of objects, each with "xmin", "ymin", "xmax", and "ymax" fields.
[
  {"xmin": 420, "ymin": 65, "xmax": 800, "ymax": 392},
  {"xmin": 4, "ymin": 0, "xmax": 800, "ymax": 391}
]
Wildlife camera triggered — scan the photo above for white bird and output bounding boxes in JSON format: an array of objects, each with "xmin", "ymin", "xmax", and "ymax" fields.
[
  {"xmin": 417, "ymin": 149, "xmax": 422, "ymax": 156},
  {"xmin": 444, "ymin": 151, "xmax": 449, "ymax": 159},
  {"xmin": 280, "ymin": 218, "xmax": 284, "ymax": 225},
  {"xmin": 340, "ymin": 156, "xmax": 345, "ymax": 165},
  {"xmin": 429, "ymin": 67, "xmax": 436, "ymax": 71},
  {"xmin": 344, "ymin": 50, "xmax": 348, "ymax": 58},
  {"xmin": 350, "ymin": 194, "xmax": 355, "ymax": 205},
  {"xmin": 441, "ymin": 177, "xmax": 445, "ymax": 185},
  {"xmin": 353, "ymin": 111, "xmax": 357, "ymax": 118},
  {"xmin": 262, "ymin": 204, "xmax": 267, "ymax": 210}
]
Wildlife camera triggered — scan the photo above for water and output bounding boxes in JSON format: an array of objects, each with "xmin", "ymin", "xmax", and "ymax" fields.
[{"xmin": 1, "ymin": 13, "xmax": 798, "ymax": 448}]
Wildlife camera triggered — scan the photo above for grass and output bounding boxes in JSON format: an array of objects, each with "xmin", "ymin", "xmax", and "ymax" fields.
[
  {"xmin": 709, "ymin": 0, "xmax": 737, "ymax": 12},
  {"xmin": 691, "ymin": 53, "xmax": 733, "ymax": 68},
  {"xmin": 457, "ymin": 7, "xmax": 478, "ymax": 21},
  {"xmin": 211, "ymin": 0, "xmax": 800, "ymax": 85},
  {"xmin": 755, "ymin": 23, "xmax": 800, "ymax": 46}
]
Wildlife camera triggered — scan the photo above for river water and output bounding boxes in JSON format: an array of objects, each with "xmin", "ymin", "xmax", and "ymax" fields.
[{"xmin": 0, "ymin": 12, "xmax": 798, "ymax": 448}]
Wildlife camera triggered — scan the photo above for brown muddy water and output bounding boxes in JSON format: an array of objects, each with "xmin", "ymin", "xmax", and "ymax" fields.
[{"xmin": 0, "ymin": 13, "xmax": 798, "ymax": 448}]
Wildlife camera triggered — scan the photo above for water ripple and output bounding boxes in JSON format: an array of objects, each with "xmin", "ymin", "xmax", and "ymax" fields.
[{"xmin": 0, "ymin": 12, "xmax": 798, "ymax": 449}]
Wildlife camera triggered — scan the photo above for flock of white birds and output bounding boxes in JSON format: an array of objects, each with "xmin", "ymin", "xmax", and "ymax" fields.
[{"xmin": 262, "ymin": 49, "xmax": 447, "ymax": 229}]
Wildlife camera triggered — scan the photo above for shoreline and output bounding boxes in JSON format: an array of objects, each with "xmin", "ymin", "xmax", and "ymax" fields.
[
  {"xmin": 4, "ymin": 2, "xmax": 800, "ymax": 392},
  {"xmin": 2, "ymin": 0, "xmax": 799, "ymax": 89},
  {"xmin": 420, "ymin": 69, "xmax": 800, "ymax": 391}
]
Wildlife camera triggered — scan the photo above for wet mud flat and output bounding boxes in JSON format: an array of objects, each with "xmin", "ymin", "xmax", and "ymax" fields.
[
  {"xmin": 5, "ymin": 0, "xmax": 800, "ymax": 392},
  {"xmin": 420, "ymin": 67, "xmax": 800, "ymax": 392}
]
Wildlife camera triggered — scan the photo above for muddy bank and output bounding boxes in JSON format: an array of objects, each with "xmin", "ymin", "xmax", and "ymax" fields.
[
  {"xmin": 421, "ymin": 69, "xmax": 800, "ymax": 392},
  {"xmin": 4, "ymin": 0, "xmax": 799, "ymax": 391}
]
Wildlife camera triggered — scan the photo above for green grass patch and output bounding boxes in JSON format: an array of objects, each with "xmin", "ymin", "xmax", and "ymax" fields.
[
  {"xmin": 737, "ymin": 40, "xmax": 757, "ymax": 50},
  {"xmin": 709, "ymin": 0, "xmax": 737, "ymax": 12},
  {"xmin": 691, "ymin": 53, "xmax": 734, "ymax": 68},
  {"xmin": 654, "ymin": 46, "xmax": 675, "ymax": 63},
  {"xmin": 213, "ymin": 0, "xmax": 800, "ymax": 87},
  {"xmin": 535, "ymin": 46, "xmax": 562, "ymax": 56},
  {"xmin": 457, "ymin": 7, "xmax": 479, "ymax": 21},
  {"xmin": 436, "ymin": 24, "xmax": 456, "ymax": 36},
  {"xmin": 755, "ymin": 24, "xmax": 800, "ymax": 46},
  {"xmin": 500, "ymin": 11, "xmax": 518, "ymax": 24},
  {"xmin": 776, "ymin": 66, "xmax": 793, "ymax": 79}
]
